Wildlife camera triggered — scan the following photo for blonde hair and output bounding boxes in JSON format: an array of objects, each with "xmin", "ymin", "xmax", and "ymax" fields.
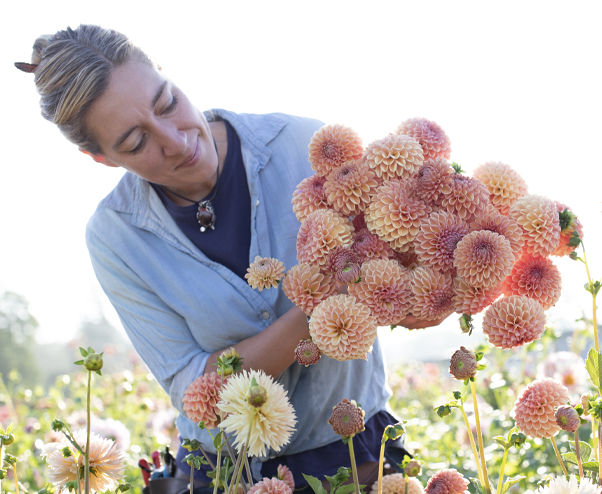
[{"xmin": 30, "ymin": 25, "xmax": 152, "ymax": 154}]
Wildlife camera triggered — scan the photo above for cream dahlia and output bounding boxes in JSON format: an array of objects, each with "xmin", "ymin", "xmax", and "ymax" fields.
[
  {"xmin": 182, "ymin": 372, "xmax": 225, "ymax": 429},
  {"xmin": 291, "ymin": 174, "xmax": 329, "ymax": 222},
  {"xmin": 352, "ymin": 227, "xmax": 395, "ymax": 262},
  {"xmin": 282, "ymin": 263, "xmax": 338, "ymax": 315},
  {"xmin": 453, "ymin": 277, "xmax": 502, "ymax": 315},
  {"xmin": 413, "ymin": 158, "xmax": 454, "ymax": 205},
  {"xmin": 554, "ymin": 202, "xmax": 584, "ymax": 257},
  {"xmin": 325, "ymin": 246, "xmax": 362, "ymax": 284},
  {"xmin": 473, "ymin": 162, "xmax": 529, "ymax": 215},
  {"xmin": 309, "ymin": 124, "xmax": 364, "ymax": 177},
  {"xmin": 309, "ymin": 294, "xmax": 377, "ymax": 361},
  {"xmin": 245, "ymin": 256, "xmax": 286, "ymax": 291},
  {"xmin": 535, "ymin": 475, "xmax": 599, "ymax": 494},
  {"xmin": 509, "ymin": 194, "xmax": 561, "ymax": 257},
  {"xmin": 395, "ymin": 118, "xmax": 452, "ymax": 162},
  {"xmin": 440, "ymin": 174, "xmax": 489, "ymax": 222},
  {"xmin": 424, "ymin": 468, "xmax": 469, "ymax": 494},
  {"xmin": 324, "ymin": 160, "xmax": 379, "ymax": 216},
  {"xmin": 371, "ymin": 474, "xmax": 424, "ymax": 494},
  {"xmin": 328, "ymin": 398, "xmax": 365, "ymax": 436},
  {"xmin": 294, "ymin": 339, "xmax": 321, "ymax": 367},
  {"xmin": 363, "ymin": 134, "xmax": 424, "ymax": 181},
  {"xmin": 483, "ymin": 295, "xmax": 546, "ymax": 349},
  {"xmin": 277, "ymin": 465, "xmax": 295, "ymax": 491},
  {"xmin": 297, "ymin": 209, "xmax": 354, "ymax": 267},
  {"xmin": 248, "ymin": 478, "xmax": 292, "ymax": 494},
  {"xmin": 470, "ymin": 205, "xmax": 524, "ymax": 260},
  {"xmin": 410, "ymin": 267, "xmax": 455, "ymax": 321},
  {"xmin": 512, "ymin": 378, "xmax": 570, "ymax": 438}
]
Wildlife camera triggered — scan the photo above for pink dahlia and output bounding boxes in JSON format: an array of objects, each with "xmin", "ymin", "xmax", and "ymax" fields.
[
  {"xmin": 248, "ymin": 477, "xmax": 292, "ymax": 494},
  {"xmin": 410, "ymin": 267, "xmax": 455, "ymax": 321},
  {"xmin": 291, "ymin": 174, "xmax": 329, "ymax": 222},
  {"xmin": 308, "ymin": 124, "xmax": 364, "ymax": 177},
  {"xmin": 483, "ymin": 295, "xmax": 546, "ymax": 349},
  {"xmin": 554, "ymin": 202, "xmax": 584, "ymax": 257},
  {"xmin": 473, "ymin": 161, "xmax": 529, "ymax": 215},
  {"xmin": 348, "ymin": 259, "xmax": 413, "ymax": 325},
  {"xmin": 365, "ymin": 179, "xmax": 431, "ymax": 252},
  {"xmin": 294, "ymin": 339, "xmax": 321, "ymax": 367},
  {"xmin": 281, "ymin": 263, "xmax": 338, "ymax": 315},
  {"xmin": 470, "ymin": 205, "xmax": 524, "ymax": 261},
  {"xmin": 502, "ymin": 254, "xmax": 562, "ymax": 310},
  {"xmin": 440, "ymin": 174, "xmax": 490, "ymax": 222},
  {"xmin": 396, "ymin": 117, "xmax": 452, "ymax": 162},
  {"xmin": 414, "ymin": 211, "xmax": 469, "ymax": 274},
  {"xmin": 453, "ymin": 230, "xmax": 515, "ymax": 288},
  {"xmin": 324, "ymin": 160, "xmax": 379, "ymax": 216},
  {"xmin": 371, "ymin": 474, "xmax": 424, "ymax": 494},
  {"xmin": 328, "ymin": 399, "xmax": 365, "ymax": 436},
  {"xmin": 352, "ymin": 227, "xmax": 395, "ymax": 262},
  {"xmin": 309, "ymin": 294, "xmax": 377, "ymax": 361},
  {"xmin": 363, "ymin": 134, "xmax": 424, "ymax": 181},
  {"xmin": 555, "ymin": 405, "xmax": 580, "ymax": 433},
  {"xmin": 297, "ymin": 209, "xmax": 354, "ymax": 267},
  {"xmin": 449, "ymin": 346, "xmax": 478, "ymax": 380},
  {"xmin": 424, "ymin": 469, "xmax": 469, "ymax": 494},
  {"xmin": 414, "ymin": 158, "xmax": 455, "ymax": 205},
  {"xmin": 277, "ymin": 465, "xmax": 295, "ymax": 491},
  {"xmin": 182, "ymin": 372, "xmax": 225, "ymax": 429},
  {"xmin": 509, "ymin": 195, "xmax": 560, "ymax": 257},
  {"xmin": 453, "ymin": 278, "xmax": 502, "ymax": 315},
  {"xmin": 245, "ymin": 256, "xmax": 286, "ymax": 291},
  {"xmin": 513, "ymin": 378, "xmax": 570, "ymax": 438},
  {"xmin": 325, "ymin": 246, "xmax": 362, "ymax": 284}
]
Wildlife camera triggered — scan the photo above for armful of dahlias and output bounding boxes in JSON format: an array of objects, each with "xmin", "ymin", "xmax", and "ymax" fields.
[{"xmin": 394, "ymin": 313, "xmax": 450, "ymax": 330}]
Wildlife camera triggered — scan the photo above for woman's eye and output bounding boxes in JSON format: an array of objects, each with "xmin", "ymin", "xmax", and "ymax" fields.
[
  {"xmin": 128, "ymin": 134, "xmax": 147, "ymax": 155},
  {"xmin": 162, "ymin": 95, "xmax": 179, "ymax": 115}
]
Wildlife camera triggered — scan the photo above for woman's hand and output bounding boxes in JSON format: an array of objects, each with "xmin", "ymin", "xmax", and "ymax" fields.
[{"xmin": 394, "ymin": 313, "xmax": 451, "ymax": 330}]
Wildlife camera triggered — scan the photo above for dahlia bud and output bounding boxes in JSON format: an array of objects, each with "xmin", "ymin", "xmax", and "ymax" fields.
[
  {"xmin": 510, "ymin": 431, "xmax": 527, "ymax": 447},
  {"xmin": 449, "ymin": 347, "xmax": 478, "ymax": 380},
  {"xmin": 295, "ymin": 339, "xmax": 321, "ymax": 367},
  {"xmin": 436, "ymin": 405, "xmax": 452, "ymax": 417},
  {"xmin": 581, "ymin": 394, "xmax": 592, "ymax": 416},
  {"xmin": 336, "ymin": 263, "xmax": 362, "ymax": 284},
  {"xmin": 1, "ymin": 433, "xmax": 14, "ymax": 445},
  {"xmin": 217, "ymin": 347, "xmax": 243, "ymax": 376},
  {"xmin": 246, "ymin": 378, "xmax": 268, "ymax": 408},
  {"xmin": 405, "ymin": 459, "xmax": 422, "ymax": 477},
  {"xmin": 51, "ymin": 419, "xmax": 66, "ymax": 432},
  {"xmin": 555, "ymin": 405, "xmax": 580, "ymax": 433},
  {"xmin": 328, "ymin": 398, "xmax": 365, "ymax": 437},
  {"xmin": 0, "ymin": 469, "xmax": 7, "ymax": 480},
  {"xmin": 117, "ymin": 483, "xmax": 132, "ymax": 492},
  {"xmin": 61, "ymin": 447, "xmax": 73, "ymax": 458},
  {"xmin": 84, "ymin": 353, "xmax": 103, "ymax": 372},
  {"xmin": 3, "ymin": 454, "xmax": 17, "ymax": 467},
  {"xmin": 459, "ymin": 314, "xmax": 473, "ymax": 335}
]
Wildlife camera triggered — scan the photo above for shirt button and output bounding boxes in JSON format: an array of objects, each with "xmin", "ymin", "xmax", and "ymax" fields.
[
  {"xmin": 256, "ymin": 199, "xmax": 260, "ymax": 206},
  {"xmin": 262, "ymin": 311, "xmax": 270, "ymax": 320}
]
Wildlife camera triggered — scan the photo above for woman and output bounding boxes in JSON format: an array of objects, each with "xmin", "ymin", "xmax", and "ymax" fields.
[{"xmin": 19, "ymin": 25, "xmax": 445, "ymax": 488}]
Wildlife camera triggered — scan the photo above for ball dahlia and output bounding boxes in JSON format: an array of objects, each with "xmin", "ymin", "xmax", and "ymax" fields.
[
  {"xmin": 453, "ymin": 277, "xmax": 502, "ymax": 315},
  {"xmin": 396, "ymin": 117, "xmax": 452, "ymax": 162},
  {"xmin": 245, "ymin": 256, "xmax": 286, "ymax": 291},
  {"xmin": 291, "ymin": 174, "xmax": 329, "ymax": 222},
  {"xmin": 352, "ymin": 227, "xmax": 395, "ymax": 262},
  {"xmin": 297, "ymin": 209, "xmax": 354, "ymax": 267},
  {"xmin": 294, "ymin": 339, "xmax": 321, "ymax": 367},
  {"xmin": 309, "ymin": 294, "xmax": 377, "ymax": 361},
  {"xmin": 328, "ymin": 398, "xmax": 365, "ymax": 436},
  {"xmin": 502, "ymin": 254, "xmax": 562, "ymax": 310},
  {"xmin": 182, "ymin": 372, "xmax": 225, "ymax": 429},
  {"xmin": 325, "ymin": 246, "xmax": 362, "ymax": 284},
  {"xmin": 410, "ymin": 267, "xmax": 455, "ymax": 321},
  {"xmin": 512, "ymin": 378, "xmax": 570, "ymax": 438},
  {"xmin": 453, "ymin": 230, "xmax": 515, "ymax": 288},
  {"xmin": 348, "ymin": 258, "xmax": 413, "ymax": 325},
  {"xmin": 470, "ymin": 205, "xmax": 524, "ymax": 260},
  {"xmin": 281, "ymin": 263, "xmax": 338, "ymax": 315},
  {"xmin": 277, "ymin": 465, "xmax": 295, "ymax": 491},
  {"xmin": 483, "ymin": 295, "xmax": 546, "ymax": 349},
  {"xmin": 473, "ymin": 161, "xmax": 529, "ymax": 215},
  {"xmin": 324, "ymin": 160, "xmax": 379, "ymax": 216},
  {"xmin": 440, "ymin": 174, "xmax": 490, "ymax": 222},
  {"xmin": 363, "ymin": 134, "xmax": 424, "ymax": 181},
  {"xmin": 308, "ymin": 124, "xmax": 364, "ymax": 177},
  {"xmin": 248, "ymin": 478, "xmax": 292, "ymax": 494},
  {"xmin": 424, "ymin": 469, "xmax": 469, "ymax": 494},
  {"xmin": 509, "ymin": 194, "xmax": 561, "ymax": 257},
  {"xmin": 370, "ymin": 474, "xmax": 424, "ymax": 494},
  {"xmin": 554, "ymin": 201, "xmax": 584, "ymax": 257},
  {"xmin": 413, "ymin": 158, "xmax": 455, "ymax": 205}
]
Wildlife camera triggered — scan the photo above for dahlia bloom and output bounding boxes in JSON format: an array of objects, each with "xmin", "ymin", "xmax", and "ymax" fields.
[
  {"xmin": 324, "ymin": 160, "xmax": 379, "ymax": 216},
  {"xmin": 453, "ymin": 278, "xmax": 502, "ymax": 315},
  {"xmin": 297, "ymin": 209, "xmax": 354, "ymax": 267},
  {"xmin": 291, "ymin": 175, "xmax": 329, "ymax": 222},
  {"xmin": 370, "ymin": 474, "xmax": 424, "ymax": 494},
  {"xmin": 245, "ymin": 256, "xmax": 286, "ymax": 291},
  {"xmin": 410, "ymin": 267, "xmax": 455, "ymax": 321},
  {"xmin": 502, "ymin": 254, "xmax": 562, "ymax": 310},
  {"xmin": 414, "ymin": 158, "xmax": 454, "ymax": 205},
  {"xmin": 182, "ymin": 372, "xmax": 225, "ymax": 429},
  {"xmin": 512, "ymin": 378, "xmax": 570, "ymax": 438},
  {"xmin": 555, "ymin": 405, "xmax": 580, "ymax": 433},
  {"xmin": 470, "ymin": 205, "xmax": 524, "ymax": 260},
  {"xmin": 348, "ymin": 258, "xmax": 413, "ymax": 325},
  {"xmin": 309, "ymin": 294, "xmax": 377, "ymax": 361},
  {"xmin": 277, "ymin": 465, "xmax": 295, "ymax": 491},
  {"xmin": 325, "ymin": 246, "xmax": 362, "ymax": 284},
  {"xmin": 218, "ymin": 370, "xmax": 297, "ymax": 457},
  {"xmin": 440, "ymin": 174, "xmax": 489, "ymax": 222},
  {"xmin": 282, "ymin": 263, "xmax": 338, "ymax": 315},
  {"xmin": 535, "ymin": 475, "xmax": 599, "ymax": 494},
  {"xmin": 248, "ymin": 478, "xmax": 292, "ymax": 494},
  {"xmin": 294, "ymin": 339, "xmax": 321, "ymax": 367},
  {"xmin": 424, "ymin": 468, "xmax": 469, "ymax": 494},
  {"xmin": 328, "ymin": 398, "xmax": 365, "ymax": 436},
  {"xmin": 509, "ymin": 194, "xmax": 561, "ymax": 257},
  {"xmin": 352, "ymin": 227, "xmax": 395, "ymax": 262},
  {"xmin": 395, "ymin": 117, "xmax": 452, "ymax": 162},
  {"xmin": 363, "ymin": 134, "xmax": 424, "ymax": 181},
  {"xmin": 483, "ymin": 295, "xmax": 546, "ymax": 349},
  {"xmin": 449, "ymin": 346, "xmax": 478, "ymax": 380},
  {"xmin": 473, "ymin": 161, "xmax": 529, "ymax": 215},
  {"xmin": 309, "ymin": 124, "xmax": 364, "ymax": 177},
  {"xmin": 554, "ymin": 202, "xmax": 584, "ymax": 257}
]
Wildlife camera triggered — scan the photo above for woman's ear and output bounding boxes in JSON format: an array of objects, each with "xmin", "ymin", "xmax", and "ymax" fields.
[{"xmin": 79, "ymin": 149, "xmax": 119, "ymax": 168}]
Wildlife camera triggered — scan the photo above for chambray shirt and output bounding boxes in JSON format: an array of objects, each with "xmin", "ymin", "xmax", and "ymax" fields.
[{"xmin": 85, "ymin": 109, "xmax": 391, "ymax": 466}]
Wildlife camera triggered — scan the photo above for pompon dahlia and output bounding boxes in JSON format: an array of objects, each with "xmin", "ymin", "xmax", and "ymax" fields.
[
  {"xmin": 502, "ymin": 254, "xmax": 562, "ymax": 310},
  {"xmin": 324, "ymin": 160, "xmax": 379, "ymax": 216},
  {"xmin": 309, "ymin": 294, "xmax": 377, "ymax": 361},
  {"xmin": 248, "ymin": 478, "xmax": 292, "ymax": 494},
  {"xmin": 371, "ymin": 474, "xmax": 424, "ymax": 494},
  {"xmin": 396, "ymin": 117, "xmax": 452, "ymax": 162},
  {"xmin": 414, "ymin": 158, "xmax": 454, "ymax": 205},
  {"xmin": 512, "ymin": 378, "xmax": 570, "ymax": 438},
  {"xmin": 281, "ymin": 263, "xmax": 338, "ymax": 315},
  {"xmin": 410, "ymin": 267, "xmax": 455, "ymax": 321},
  {"xmin": 294, "ymin": 339, "xmax": 321, "ymax": 367},
  {"xmin": 291, "ymin": 175, "xmax": 329, "ymax": 222},
  {"xmin": 218, "ymin": 369, "xmax": 297, "ymax": 457},
  {"xmin": 440, "ymin": 174, "xmax": 490, "ymax": 222},
  {"xmin": 352, "ymin": 227, "xmax": 395, "ymax": 262},
  {"xmin": 297, "ymin": 209, "xmax": 354, "ymax": 267},
  {"xmin": 453, "ymin": 277, "xmax": 502, "ymax": 315},
  {"xmin": 470, "ymin": 205, "xmax": 524, "ymax": 261},
  {"xmin": 509, "ymin": 194, "xmax": 561, "ymax": 257},
  {"xmin": 328, "ymin": 398, "xmax": 365, "ymax": 436},
  {"xmin": 325, "ymin": 246, "xmax": 362, "ymax": 284},
  {"xmin": 308, "ymin": 124, "xmax": 364, "ymax": 177},
  {"xmin": 554, "ymin": 202, "xmax": 584, "ymax": 257},
  {"xmin": 363, "ymin": 134, "xmax": 424, "ymax": 181},
  {"xmin": 277, "ymin": 465, "xmax": 295, "ymax": 491},
  {"xmin": 414, "ymin": 211, "xmax": 469, "ymax": 274},
  {"xmin": 348, "ymin": 259, "xmax": 413, "ymax": 325},
  {"xmin": 424, "ymin": 469, "xmax": 469, "ymax": 494},
  {"xmin": 483, "ymin": 295, "xmax": 546, "ymax": 349},
  {"xmin": 182, "ymin": 372, "xmax": 225, "ymax": 429},
  {"xmin": 449, "ymin": 347, "xmax": 478, "ymax": 380},
  {"xmin": 365, "ymin": 179, "xmax": 431, "ymax": 252},
  {"xmin": 473, "ymin": 162, "xmax": 529, "ymax": 215},
  {"xmin": 246, "ymin": 256, "xmax": 286, "ymax": 291},
  {"xmin": 453, "ymin": 230, "xmax": 515, "ymax": 288}
]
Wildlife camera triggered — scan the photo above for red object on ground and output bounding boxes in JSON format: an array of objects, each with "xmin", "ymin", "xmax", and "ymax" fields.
[{"xmin": 138, "ymin": 459, "xmax": 152, "ymax": 486}]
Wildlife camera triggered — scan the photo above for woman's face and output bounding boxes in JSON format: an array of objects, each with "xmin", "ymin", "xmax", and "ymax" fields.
[{"xmin": 84, "ymin": 59, "xmax": 217, "ymax": 197}]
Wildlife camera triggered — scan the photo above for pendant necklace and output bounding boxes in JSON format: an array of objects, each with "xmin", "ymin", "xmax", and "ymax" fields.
[{"xmin": 162, "ymin": 138, "xmax": 221, "ymax": 233}]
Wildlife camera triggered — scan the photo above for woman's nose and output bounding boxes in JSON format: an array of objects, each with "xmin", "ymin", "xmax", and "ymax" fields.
[{"xmin": 158, "ymin": 124, "xmax": 187, "ymax": 157}]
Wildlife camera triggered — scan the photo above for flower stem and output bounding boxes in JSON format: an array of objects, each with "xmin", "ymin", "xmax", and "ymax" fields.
[
  {"xmin": 190, "ymin": 465, "xmax": 194, "ymax": 494},
  {"xmin": 244, "ymin": 456, "xmax": 253, "ymax": 491},
  {"xmin": 459, "ymin": 403, "xmax": 485, "ymax": 487},
  {"xmin": 404, "ymin": 475, "xmax": 408, "ymax": 494},
  {"xmin": 85, "ymin": 371, "xmax": 91, "ymax": 494},
  {"xmin": 377, "ymin": 441, "xmax": 386, "ymax": 494},
  {"xmin": 550, "ymin": 436, "xmax": 569, "ymax": 476},
  {"xmin": 582, "ymin": 243, "xmax": 599, "ymax": 353},
  {"xmin": 199, "ymin": 444, "xmax": 215, "ymax": 470},
  {"xmin": 575, "ymin": 432, "xmax": 585, "ymax": 479},
  {"xmin": 470, "ymin": 380, "xmax": 492, "ymax": 494},
  {"xmin": 598, "ymin": 419, "xmax": 602, "ymax": 484},
  {"xmin": 496, "ymin": 447, "xmax": 509, "ymax": 494},
  {"xmin": 231, "ymin": 415, "xmax": 254, "ymax": 494},
  {"xmin": 0, "ymin": 444, "xmax": 4, "ymax": 494},
  {"xmin": 213, "ymin": 447, "xmax": 222, "ymax": 494},
  {"xmin": 12, "ymin": 465, "xmax": 19, "ymax": 494},
  {"xmin": 347, "ymin": 435, "xmax": 361, "ymax": 494}
]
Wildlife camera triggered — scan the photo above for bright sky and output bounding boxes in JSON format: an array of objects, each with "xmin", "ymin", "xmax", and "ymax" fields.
[{"xmin": 1, "ymin": 1, "xmax": 601, "ymax": 350}]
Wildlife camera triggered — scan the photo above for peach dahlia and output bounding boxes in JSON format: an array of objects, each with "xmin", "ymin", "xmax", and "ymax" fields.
[
  {"xmin": 281, "ymin": 263, "xmax": 338, "ymax": 315},
  {"xmin": 473, "ymin": 161, "xmax": 529, "ymax": 215},
  {"xmin": 413, "ymin": 158, "xmax": 454, "ymax": 205},
  {"xmin": 291, "ymin": 174, "xmax": 329, "ymax": 222},
  {"xmin": 440, "ymin": 174, "xmax": 490, "ymax": 222},
  {"xmin": 324, "ymin": 160, "xmax": 379, "ymax": 216},
  {"xmin": 297, "ymin": 209, "xmax": 354, "ymax": 267},
  {"xmin": 396, "ymin": 117, "xmax": 452, "ymax": 162},
  {"xmin": 509, "ymin": 194, "xmax": 560, "ymax": 258},
  {"xmin": 410, "ymin": 267, "xmax": 455, "ymax": 321},
  {"xmin": 470, "ymin": 205, "xmax": 524, "ymax": 260},
  {"xmin": 363, "ymin": 134, "xmax": 424, "ymax": 181},
  {"xmin": 308, "ymin": 124, "xmax": 364, "ymax": 177}
]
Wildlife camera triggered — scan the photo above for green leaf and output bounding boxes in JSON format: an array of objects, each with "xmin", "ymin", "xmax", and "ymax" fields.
[
  {"xmin": 79, "ymin": 347, "xmax": 89, "ymax": 358},
  {"xmin": 586, "ymin": 348, "xmax": 602, "ymax": 389},
  {"xmin": 6, "ymin": 423, "xmax": 14, "ymax": 435},
  {"xmin": 493, "ymin": 436, "xmax": 508, "ymax": 448},
  {"xmin": 73, "ymin": 360, "xmax": 84, "ymax": 365},
  {"xmin": 334, "ymin": 484, "xmax": 357, "ymax": 494},
  {"xmin": 581, "ymin": 461, "xmax": 599, "ymax": 472},
  {"xmin": 569, "ymin": 440, "xmax": 592, "ymax": 462},
  {"xmin": 213, "ymin": 431, "xmax": 223, "ymax": 450},
  {"xmin": 501, "ymin": 476, "xmax": 526, "ymax": 494},
  {"xmin": 562, "ymin": 452, "xmax": 579, "ymax": 465},
  {"xmin": 302, "ymin": 474, "xmax": 329, "ymax": 494},
  {"xmin": 468, "ymin": 477, "xmax": 484, "ymax": 494}
]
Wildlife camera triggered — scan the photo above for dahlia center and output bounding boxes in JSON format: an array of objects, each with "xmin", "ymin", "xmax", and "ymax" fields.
[
  {"xmin": 475, "ymin": 242, "xmax": 492, "ymax": 260},
  {"xmin": 526, "ymin": 268, "xmax": 543, "ymax": 283},
  {"xmin": 560, "ymin": 416, "xmax": 568, "ymax": 425},
  {"xmin": 304, "ymin": 350, "xmax": 312, "ymax": 357},
  {"xmin": 343, "ymin": 415, "xmax": 350, "ymax": 422},
  {"xmin": 563, "ymin": 374, "xmax": 575, "ymax": 386}
]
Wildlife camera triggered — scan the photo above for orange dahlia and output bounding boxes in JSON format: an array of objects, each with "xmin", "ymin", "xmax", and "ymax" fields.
[
  {"xmin": 410, "ymin": 267, "xmax": 455, "ymax": 321},
  {"xmin": 352, "ymin": 228, "xmax": 395, "ymax": 262},
  {"xmin": 309, "ymin": 294, "xmax": 377, "ymax": 361},
  {"xmin": 473, "ymin": 161, "xmax": 529, "ymax": 215},
  {"xmin": 508, "ymin": 195, "xmax": 560, "ymax": 257},
  {"xmin": 325, "ymin": 246, "xmax": 362, "ymax": 284},
  {"xmin": 453, "ymin": 278, "xmax": 502, "ymax": 315},
  {"xmin": 324, "ymin": 160, "xmax": 379, "ymax": 216},
  {"xmin": 424, "ymin": 469, "xmax": 469, "ymax": 494},
  {"xmin": 281, "ymin": 263, "xmax": 338, "ymax": 315},
  {"xmin": 483, "ymin": 295, "xmax": 546, "ymax": 349},
  {"xmin": 348, "ymin": 258, "xmax": 413, "ymax": 325},
  {"xmin": 245, "ymin": 256, "xmax": 286, "ymax": 291},
  {"xmin": 308, "ymin": 124, "xmax": 364, "ymax": 177},
  {"xmin": 182, "ymin": 372, "xmax": 225, "ymax": 429},
  {"xmin": 414, "ymin": 158, "xmax": 454, "ymax": 205},
  {"xmin": 363, "ymin": 134, "xmax": 424, "ymax": 181},
  {"xmin": 440, "ymin": 174, "xmax": 489, "ymax": 222},
  {"xmin": 554, "ymin": 201, "xmax": 584, "ymax": 257},
  {"xmin": 291, "ymin": 175, "xmax": 329, "ymax": 222},
  {"xmin": 470, "ymin": 205, "xmax": 524, "ymax": 260},
  {"xmin": 395, "ymin": 117, "xmax": 452, "ymax": 162},
  {"xmin": 297, "ymin": 209, "xmax": 354, "ymax": 267},
  {"xmin": 453, "ymin": 230, "xmax": 515, "ymax": 288}
]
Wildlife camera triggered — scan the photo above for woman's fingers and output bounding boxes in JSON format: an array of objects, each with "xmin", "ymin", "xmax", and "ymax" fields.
[{"xmin": 394, "ymin": 314, "xmax": 451, "ymax": 330}]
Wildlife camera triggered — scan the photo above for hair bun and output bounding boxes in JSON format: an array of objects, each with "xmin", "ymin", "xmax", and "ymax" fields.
[{"xmin": 31, "ymin": 34, "xmax": 53, "ymax": 65}]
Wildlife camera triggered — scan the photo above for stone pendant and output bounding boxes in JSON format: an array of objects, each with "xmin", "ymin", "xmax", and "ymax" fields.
[{"xmin": 196, "ymin": 200, "xmax": 216, "ymax": 232}]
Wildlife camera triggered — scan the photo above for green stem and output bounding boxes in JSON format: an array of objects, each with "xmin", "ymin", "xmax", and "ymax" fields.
[
  {"xmin": 213, "ymin": 447, "xmax": 222, "ymax": 494},
  {"xmin": 598, "ymin": 419, "xmax": 602, "ymax": 485},
  {"xmin": 550, "ymin": 436, "xmax": 569, "ymax": 476},
  {"xmin": 199, "ymin": 445, "xmax": 216, "ymax": 470},
  {"xmin": 377, "ymin": 441, "xmax": 386, "ymax": 494},
  {"xmin": 85, "ymin": 371, "xmax": 91, "ymax": 494},
  {"xmin": 404, "ymin": 475, "xmax": 408, "ymax": 494},
  {"xmin": 13, "ymin": 465, "xmax": 19, "ymax": 494},
  {"xmin": 496, "ymin": 447, "xmax": 509, "ymax": 494},
  {"xmin": 0, "ymin": 444, "xmax": 4, "ymax": 494},
  {"xmin": 459, "ymin": 404, "xmax": 485, "ymax": 487},
  {"xmin": 190, "ymin": 465, "xmax": 194, "ymax": 494},
  {"xmin": 575, "ymin": 432, "xmax": 585, "ymax": 479},
  {"xmin": 582, "ymin": 243, "xmax": 599, "ymax": 354},
  {"xmin": 231, "ymin": 414, "xmax": 254, "ymax": 494},
  {"xmin": 244, "ymin": 456, "xmax": 253, "ymax": 491},
  {"xmin": 348, "ymin": 436, "xmax": 361, "ymax": 494},
  {"xmin": 470, "ymin": 380, "xmax": 492, "ymax": 494}
]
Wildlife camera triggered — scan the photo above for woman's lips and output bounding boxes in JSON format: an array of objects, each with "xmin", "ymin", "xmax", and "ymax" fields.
[{"xmin": 177, "ymin": 138, "xmax": 200, "ymax": 169}]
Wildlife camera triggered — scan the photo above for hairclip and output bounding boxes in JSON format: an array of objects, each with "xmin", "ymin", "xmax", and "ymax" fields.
[{"xmin": 14, "ymin": 62, "xmax": 39, "ymax": 73}]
